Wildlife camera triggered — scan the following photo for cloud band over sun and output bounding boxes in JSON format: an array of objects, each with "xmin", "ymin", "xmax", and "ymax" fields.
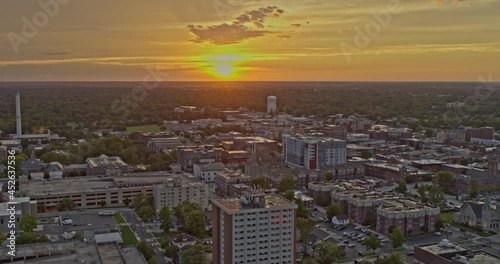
[{"xmin": 187, "ymin": 6, "xmax": 287, "ymax": 45}]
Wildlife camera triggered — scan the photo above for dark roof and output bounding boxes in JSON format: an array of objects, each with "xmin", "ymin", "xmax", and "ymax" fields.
[
  {"xmin": 463, "ymin": 201, "xmax": 483, "ymax": 218},
  {"xmin": 335, "ymin": 215, "xmax": 349, "ymax": 221},
  {"xmin": 311, "ymin": 227, "xmax": 331, "ymax": 240}
]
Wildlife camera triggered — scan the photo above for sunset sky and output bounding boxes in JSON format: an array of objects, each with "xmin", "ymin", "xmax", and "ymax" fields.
[{"xmin": 1, "ymin": 0, "xmax": 499, "ymax": 81}]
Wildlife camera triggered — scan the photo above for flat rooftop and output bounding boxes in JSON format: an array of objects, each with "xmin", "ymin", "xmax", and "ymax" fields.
[
  {"xmin": 21, "ymin": 177, "xmax": 117, "ymax": 196},
  {"xmin": 213, "ymin": 193, "xmax": 296, "ymax": 212},
  {"xmin": 463, "ymin": 253, "xmax": 500, "ymax": 264},
  {"xmin": 420, "ymin": 242, "xmax": 466, "ymax": 255}
]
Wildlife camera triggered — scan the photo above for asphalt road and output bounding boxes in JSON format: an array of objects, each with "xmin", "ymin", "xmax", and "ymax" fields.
[{"xmin": 123, "ymin": 211, "xmax": 167, "ymax": 264}]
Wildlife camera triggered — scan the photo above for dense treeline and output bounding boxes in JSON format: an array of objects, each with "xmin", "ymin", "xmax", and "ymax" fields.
[{"xmin": 0, "ymin": 82, "xmax": 499, "ymax": 136}]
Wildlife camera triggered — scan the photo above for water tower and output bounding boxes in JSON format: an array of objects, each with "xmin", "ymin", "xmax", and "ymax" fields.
[{"xmin": 267, "ymin": 96, "xmax": 277, "ymax": 114}]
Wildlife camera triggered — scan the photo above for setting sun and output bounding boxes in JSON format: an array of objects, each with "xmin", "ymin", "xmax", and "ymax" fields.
[
  {"xmin": 215, "ymin": 64, "xmax": 235, "ymax": 77},
  {"xmin": 204, "ymin": 54, "xmax": 243, "ymax": 79}
]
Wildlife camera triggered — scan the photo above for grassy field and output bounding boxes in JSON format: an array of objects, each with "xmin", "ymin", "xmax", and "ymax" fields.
[
  {"xmin": 114, "ymin": 213, "xmax": 126, "ymax": 224},
  {"xmin": 121, "ymin": 226, "xmax": 138, "ymax": 245},
  {"xmin": 126, "ymin": 124, "xmax": 162, "ymax": 132},
  {"xmin": 440, "ymin": 212, "xmax": 453, "ymax": 224}
]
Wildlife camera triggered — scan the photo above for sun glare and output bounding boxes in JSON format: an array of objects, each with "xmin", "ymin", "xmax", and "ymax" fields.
[
  {"xmin": 215, "ymin": 64, "xmax": 235, "ymax": 77},
  {"xmin": 204, "ymin": 54, "xmax": 243, "ymax": 79}
]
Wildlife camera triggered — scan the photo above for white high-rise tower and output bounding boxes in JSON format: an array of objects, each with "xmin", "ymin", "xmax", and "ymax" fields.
[
  {"xmin": 267, "ymin": 95, "xmax": 277, "ymax": 114},
  {"xmin": 16, "ymin": 90, "xmax": 22, "ymax": 136}
]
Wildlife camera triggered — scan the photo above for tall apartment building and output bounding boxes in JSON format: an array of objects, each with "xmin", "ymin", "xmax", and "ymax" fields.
[
  {"xmin": 153, "ymin": 177, "xmax": 209, "ymax": 212},
  {"xmin": 177, "ymin": 145, "xmax": 222, "ymax": 172},
  {"xmin": 283, "ymin": 135, "xmax": 347, "ymax": 170},
  {"xmin": 212, "ymin": 193, "xmax": 297, "ymax": 264}
]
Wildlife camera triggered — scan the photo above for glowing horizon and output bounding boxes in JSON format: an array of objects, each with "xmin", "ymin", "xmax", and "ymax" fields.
[{"xmin": 1, "ymin": 0, "xmax": 499, "ymax": 81}]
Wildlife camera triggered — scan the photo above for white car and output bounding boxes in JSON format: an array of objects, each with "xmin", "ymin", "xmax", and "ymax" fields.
[
  {"xmin": 435, "ymin": 232, "xmax": 442, "ymax": 236},
  {"xmin": 61, "ymin": 218, "xmax": 73, "ymax": 225}
]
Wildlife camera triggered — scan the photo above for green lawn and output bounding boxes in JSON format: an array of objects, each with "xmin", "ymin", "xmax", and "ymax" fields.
[
  {"xmin": 126, "ymin": 124, "xmax": 162, "ymax": 132},
  {"xmin": 120, "ymin": 226, "xmax": 138, "ymax": 246},
  {"xmin": 114, "ymin": 213, "xmax": 126, "ymax": 224},
  {"xmin": 440, "ymin": 212, "xmax": 453, "ymax": 225}
]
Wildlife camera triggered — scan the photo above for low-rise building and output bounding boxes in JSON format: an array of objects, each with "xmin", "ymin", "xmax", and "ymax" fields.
[
  {"xmin": 453, "ymin": 200, "xmax": 500, "ymax": 232},
  {"xmin": 193, "ymin": 162, "xmax": 226, "ymax": 183},
  {"xmin": 414, "ymin": 240, "xmax": 500, "ymax": 264},
  {"xmin": 86, "ymin": 154, "xmax": 129, "ymax": 176},
  {"xmin": 215, "ymin": 171, "xmax": 251, "ymax": 197},
  {"xmin": 177, "ymin": 145, "xmax": 223, "ymax": 172}
]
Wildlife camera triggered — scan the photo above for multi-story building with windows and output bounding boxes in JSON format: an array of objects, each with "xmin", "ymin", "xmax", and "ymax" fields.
[
  {"xmin": 177, "ymin": 145, "xmax": 223, "ymax": 172},
  {"xmin": 283, "ymin": 135, "xmax": 346, "ymax": 170},
  {"xmin": 86, "ymin": 154, "xmax": 129, "ymax": 176},
  {"xmin": 153, "ymin": 177, "xmax": 209, "ymax": 212},
  {"xmin": 328, "ymin": 181, "xmax": 440, "ymax": 236},
  {"xmin": 212, "ymin": 193, "xmax": 297, "ymax": 264},
  {"xmin": 193, "ymin": 162, "xmax": 226, "ymax": 183}
]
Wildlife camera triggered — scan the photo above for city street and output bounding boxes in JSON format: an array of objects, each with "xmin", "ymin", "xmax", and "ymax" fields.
[{"xmin": 123, "ymin": 211, "xmax": 168, "ymax": 264}]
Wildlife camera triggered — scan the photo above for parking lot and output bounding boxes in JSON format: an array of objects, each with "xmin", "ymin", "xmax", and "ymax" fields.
[
  {"xmin": 314, "ymin": 222, "xmax": 394, "ymax": 258},
  {"xmin": 41, "ymin": 211, "xmax": 119, "ymax": 237}
]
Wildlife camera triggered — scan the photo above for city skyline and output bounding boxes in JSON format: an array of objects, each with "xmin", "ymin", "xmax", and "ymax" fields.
[{"xmin": 1, "ymin": 0, "xmax": 499, "ymax": 81}]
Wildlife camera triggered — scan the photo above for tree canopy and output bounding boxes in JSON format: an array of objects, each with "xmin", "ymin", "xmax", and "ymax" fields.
[
  {"xmin": 389, "ymin": 226, "xmax": 404, "ymax": 249},
  {"xmin": 180, "ymin": 244, "xmax": 210, "ymax": 264}
]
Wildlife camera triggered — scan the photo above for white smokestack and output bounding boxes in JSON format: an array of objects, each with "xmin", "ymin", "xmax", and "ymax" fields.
[{"xmin": 16, "ymin": 90, "xmax": 22, "ymax": 136}]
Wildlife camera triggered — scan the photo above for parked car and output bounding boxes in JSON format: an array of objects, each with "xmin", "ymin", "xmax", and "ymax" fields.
[
  {"xmin": 407, "ymin": 250, "xmax": 414, "ymax": 256},
  {"xmin": 348, "ymin": 244, "xmax": 356, "ymax": 248},
  {"xmin": 435, "ymin": 232, "xmax": 442, "ymax": 236},
  {"xmin": 358, "ymin": 251, "xmax": 364, "ymax": 256}
]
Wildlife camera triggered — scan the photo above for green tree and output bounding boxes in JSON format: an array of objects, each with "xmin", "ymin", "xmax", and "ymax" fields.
[
  {"xmin": 0, "ymin": 232, "xmax": 7, "ymax": 241},
  {"xmin": 326, "ymin": 203, "xmax": 341, "ymax": 220},
  {"xmin": 469, "ymin": 179, "xmax": 482, "ymax": 198},
  {"xmin": 312, "ymin": 241, "xmax": 341, "ymax": 264},
  {"xmin": 20, "ymin": 215, "xmax": 38, "ymax": 233},
  {"xmin": 17, "ymin": 232, "xmax": 49, "ymax": 244},
  {"xmin": 148, "ymin": 257, "xmax": 160, "ymax": 264},
  {"xmin": 427, "ymin": 186, "xmax": 447, "ymax": 208},
  {"xmin": 180, "ymin": 244, "xmax": 209, "ymax": 264},
  {"xmin": 136, "ymin": 205, "xmax": 154, "ymax": 220},
  {"xmin": 57, "ymin": 199, "xmax": 76, "ymax": 211},
  {"xmin": 296, "ymin": 199, "xmax": 309, "ymax": 218},
  {"xmin": 137, "ymin": 240, "xmax": 154, "ymax": 261},
  {"xmin": 417, "ymin": 185, "xmax": 446, "ymax": 208},
  {"xmin": 185, "ymin": 210, "xmax": 206, "ymax": 238},
  {"xmin": 360, "ymin": 151, "xmax": 373, "ymax": 159},
  {"xmin": 374, "ymin": 252, "xmax": 404, "ymax": 264},
  {"xmin": 277, "ymin": 176, "xmax": 298, "ymax": 193},
  {"xmin": 301, "ymin": 258, "xmax": 319, "ymax": 264},
  {"xmin": 325, "ymin": 172, "xmax": 334, "ymax": 181},
  {"xmin": 163, "ymin": 242, "xmax": 179, "ymax": 263},
  {"xmin": 389, "ymin": 226, "xmax": 404, "ymax": 249},
  {"xmin": 424, "ymin": 129, "xmax": 435, "ymax": 138},
  {"xmin": 174, "ymin": 201, "xmax": 203, "ymax": 226},
  {"xmin": 297, "ymin": 218, "xmax": 316, "ymax": 256},
  {"xmin": 436, "ymin": 171, "xmax": 454, "ymax": 191},
  {"xmin": 250, "ymin": 176, "xmax": 271, "ymax": 190},
  {"xmin": 158, "ymin": 206, "xmax": 173, "ymax": 233},
  {"xmin": 363, "ymin": 234, "xmax": 381, "ymax": 253},
  {"xmin": 395, "ymin": 180, "xmax": 407, "ymax": 193},
  {"xmin": 283, "ymin": 189, "xmax": 295, "ymax": 201}
]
